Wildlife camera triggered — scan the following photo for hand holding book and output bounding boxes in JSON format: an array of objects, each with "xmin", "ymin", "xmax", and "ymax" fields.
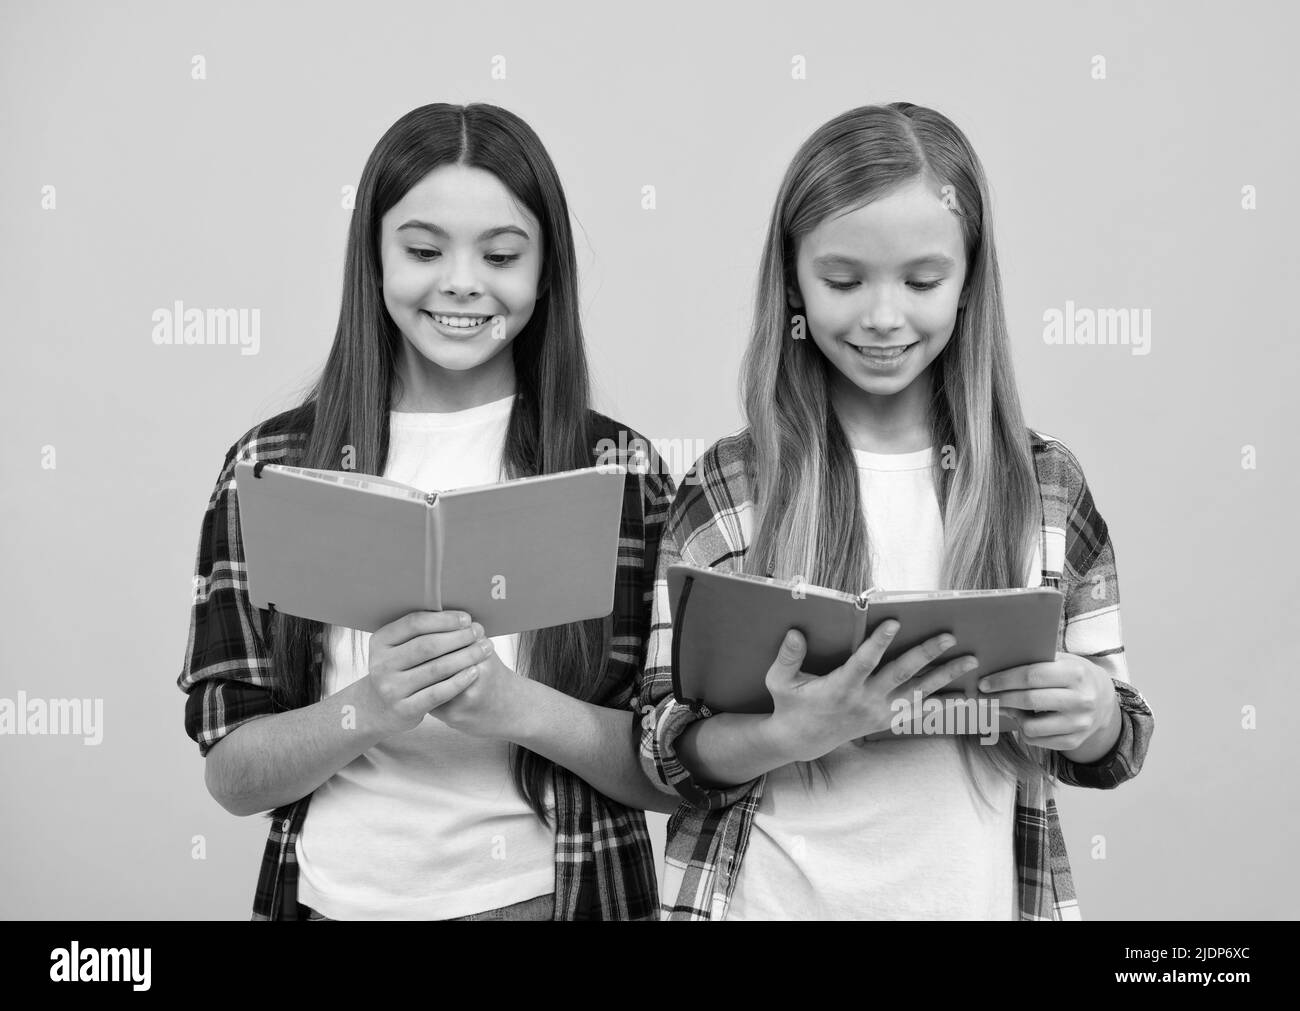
[
  {"xmin": 977, "ymin": 652, "xmax": 1123, "ymax": 760},
  {"xmin": 666, "ymin": 564, "xmax": 1065, "ymax": 739},
  {"xmin": 355, "ymin": 610, "xmax": 487, "ymax": 736},
  {"xmin": 761, "ymin": 620, "xmax": 978, "ymax": 762}
]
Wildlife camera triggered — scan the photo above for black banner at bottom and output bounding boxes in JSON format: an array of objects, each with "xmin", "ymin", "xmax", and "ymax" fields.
[{"xmin": 0, "ymin": 919, "xmax": 1275, "ymax": 997}]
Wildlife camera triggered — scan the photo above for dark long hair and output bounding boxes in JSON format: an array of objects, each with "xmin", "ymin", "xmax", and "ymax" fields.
[{"xmin": 269, "ymin": 103, "xmax": 606, "ymax": 823}]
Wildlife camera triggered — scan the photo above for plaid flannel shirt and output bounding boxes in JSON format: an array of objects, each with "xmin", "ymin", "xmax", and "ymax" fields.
[
  {"xmin": 178, "ymin": 406, "xmax": 676, "ymax": 920},
  {"xmin": 637, "ymin": 428, "xmax": 1155, "ymax": 920}
]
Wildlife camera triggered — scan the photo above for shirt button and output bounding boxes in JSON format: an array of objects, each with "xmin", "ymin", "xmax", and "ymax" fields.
[{"xmin": 281, "ymin": 818, "xmax": 291, "ymax": 833}]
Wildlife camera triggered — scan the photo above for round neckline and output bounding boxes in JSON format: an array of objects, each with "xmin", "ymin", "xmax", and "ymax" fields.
[
  {"xmin": 851, "ymin": 445, "xmax": 935, "ymax": 472},
  {"xmin": 389, "ymin": 392, "xmax": 516, "ymax": 430}
]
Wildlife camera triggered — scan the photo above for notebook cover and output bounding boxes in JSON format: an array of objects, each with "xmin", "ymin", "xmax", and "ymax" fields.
[
  {"xmin": 859, "ymin": 587, "xmax": 1064, "ymax": 697},
  {"xmin": 667, "ymin": 564, "xmax": 1063, "ymax": 722},
  {"xmin": 236, "ymin": 460, "xmax": 430, "ymax": 632},
  {"xmin": 235, "ymin": 460, "xmax": 626, "ymax": 635},
  {"xmin": 667, "ymin": 566, "xmax": 862, "ymax": 713},
  {"xmin": 434, "ymin": 466, "xmax": 627, "ymax": 638}
]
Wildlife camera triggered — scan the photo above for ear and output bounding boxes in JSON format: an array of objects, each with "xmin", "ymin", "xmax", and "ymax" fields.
[
  {"xmin": 786, "ymin": 279, "xmax": 804, "ymax": 310},
  {"xmin": 957, "ymin": 285, "xmax": 969, "ymax": 309}
]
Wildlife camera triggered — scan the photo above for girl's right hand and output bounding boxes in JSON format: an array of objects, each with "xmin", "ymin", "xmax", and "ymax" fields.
[
  {"xmin": 358, "ymin": 611, "xmax": 488, "ymax": 736},
  {"xmin": 763, "ymin": 622, "xmax": 976, "ymax": 763}
]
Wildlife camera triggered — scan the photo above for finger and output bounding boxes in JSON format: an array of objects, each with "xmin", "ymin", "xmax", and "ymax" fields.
[
  {"xmin": 765, "ymin": 629, "xmax": 808, "ymax": 689},
  {"xmin": 410, "ymin": 664, "xmax": 480, "ymax": 712},
  {"xmin": 977, "ymin": 662, "xmax": 1063, "ymax": 695},
  {"xmin": 1014, "ymin": 712, "xmax": 1088, "ymax": 739},
  {"xmin": 890, "ymin": 654, "xmax": 978, "ymax": 700},
  {"xmin": 390, "ymin": 625, "xmax": 483, "ymax": 671},
  {"xmin": 377, "ymin": 610, "xmax": 472, "ymax": 648},
  {"xmin": 988, "ymin": 704, "xmax": 1025, "ymax": 730},
  {"xmin": 984, "ymin": 688, "xmax": 1075, "ymax": 713},
  {"xmin": 395, "ymin": 636, "xmax": 495, "ymax": 694},
  {"xmin": 1023, "ymin": 734, "xmax": 1086, "ymax": 750},
  {"xmin": 872, "ymin": 632, "xmax": 957, "ymax": 689},
  {"xmin": 834, "ymin": 620, "xmax": 902, "ymax": 683}
]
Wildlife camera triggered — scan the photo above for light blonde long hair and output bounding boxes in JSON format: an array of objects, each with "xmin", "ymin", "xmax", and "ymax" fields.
[{"xmin": 740, "ymin": 102, "xmax": 1048, "ymax": 802}]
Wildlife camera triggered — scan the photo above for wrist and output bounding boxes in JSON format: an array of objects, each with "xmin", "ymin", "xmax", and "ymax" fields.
[
  {"xmin": 338, "ymin": 679, "xmax": 395, "ymax": 747},
  {"xmin": 1066, "ymin": 691, "xmax": 1123, "ymax": 765},
  {"xmin": 756, "ymin": 711, "xmax": 817, "ymax": 766},
  {"xmin": 508, "ymin": 676, "xmax": 556, "ymax": 748}
]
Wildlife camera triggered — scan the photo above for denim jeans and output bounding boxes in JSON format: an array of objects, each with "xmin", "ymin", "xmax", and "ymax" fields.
[{"xmin": 299, "ymin": 892, "xmax": 555, "ymax": 921}]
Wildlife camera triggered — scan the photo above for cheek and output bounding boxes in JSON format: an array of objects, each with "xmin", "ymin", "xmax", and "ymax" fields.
[
  {"xmin": 500, "ymin": 276, "xmax": 536, "ymax": 313},
  {"xmin": 381, "ymin": 255, "xmax": 429, "ymax": 309},
  {"xmin": 497, "ymin": 261, "xmax": 543, "ymax": 314},
  {"xmin": 805, "ymin": 293, "xmax": 863, "ymax": 346},
  {"xmin": 915, "ymin": 289, "xmax": 963, "ymax": 336}
]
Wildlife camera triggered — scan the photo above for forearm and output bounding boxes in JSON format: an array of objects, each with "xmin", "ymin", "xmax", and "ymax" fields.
[
  {"xmin": 204, "ymin": 680, "xmax": 386, "ymax": 816},
  {"xmin": 673, "ymin": 711, "xmax": 795, "ymax": 789},
  {"xmin": 513, "ymin": 682, "xmax": 680, "ymax": 814}
]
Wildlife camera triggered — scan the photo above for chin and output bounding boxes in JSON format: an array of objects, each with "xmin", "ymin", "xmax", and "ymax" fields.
[
  {"xmin": 400, "ymin": 335, "xmax": 482, "ymax": 371},
  {"xmin": 849, "ymin": 374, "xmax": 913, "ymax": 395},
  {"xmin": 431, "ymin": 346, "xmax": 499, "ymax": 372}
]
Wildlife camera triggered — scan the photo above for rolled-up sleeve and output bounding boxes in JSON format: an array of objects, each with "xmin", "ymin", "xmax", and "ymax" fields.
[
  {"xmin": 636, "ymin": 485, "xmax": 763, "ymax": 810},
  {"xmin": 178, "ymin": 445, "xmax": 279, "ymax": 757},
  {"xmin": 1049, "ymin": 462, "xmax": 1154, "ymax": 789}
]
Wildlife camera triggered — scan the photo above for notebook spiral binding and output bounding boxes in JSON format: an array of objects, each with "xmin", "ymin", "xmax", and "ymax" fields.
[{"xmin": 855, "ymin": 586, "xmax": 880, "ymax": 610}]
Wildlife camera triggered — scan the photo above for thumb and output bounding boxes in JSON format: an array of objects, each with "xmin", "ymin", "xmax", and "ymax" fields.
[{"xmin": 766, "ymin": 629, "xmax": 807, "ymax": 686}]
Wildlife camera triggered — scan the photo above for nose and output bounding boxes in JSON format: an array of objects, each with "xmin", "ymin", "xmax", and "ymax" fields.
[
  {"xmin": 439, "ymin": 253, "xmax": 483, "ymax": 300},
  {"xmin": 858, "ymin": 286, "xmax": 905, "ymax": 338}
]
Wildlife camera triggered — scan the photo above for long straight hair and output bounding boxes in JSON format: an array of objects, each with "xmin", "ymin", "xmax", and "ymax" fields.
[
  {"xmin": 268, "ymin": 103, "xmax": 607, "ymax": 823},
  {"xmin": 740, "ymin": 102, "xmax": 1047, "ymax": 801}
]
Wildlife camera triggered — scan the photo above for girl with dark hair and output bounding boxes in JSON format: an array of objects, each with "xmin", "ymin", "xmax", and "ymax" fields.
[{"xmin": 179, "ymin": 103, "xmax": 677, "ymax": 921}]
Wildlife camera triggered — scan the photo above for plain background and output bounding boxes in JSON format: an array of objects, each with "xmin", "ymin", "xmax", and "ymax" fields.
[{"xmin": 1, "ymin": 0, "xmax": 1296, "ymax": 919}]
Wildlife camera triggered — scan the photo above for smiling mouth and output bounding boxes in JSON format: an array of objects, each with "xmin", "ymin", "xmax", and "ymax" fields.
[
  {"xmin": 849, "ymin": 341, "xmax": 918, "ymax": 359},
  {"xmin": 424, "ymin": 311, "xmax": 494, "ymax": 330}
]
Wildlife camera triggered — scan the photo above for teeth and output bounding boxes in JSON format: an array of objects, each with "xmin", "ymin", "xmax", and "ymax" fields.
[
  {"xmin": 854, "ymin": 343, "xmax": 913, "ymax": 357},
  {"xmin": 431, "ymin": 313, "xmax": 490, "ymax": 328}
]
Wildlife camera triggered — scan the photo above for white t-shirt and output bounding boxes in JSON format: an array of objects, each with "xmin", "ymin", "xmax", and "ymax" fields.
[
  {"xmin": 725, "ymin": 445, "xmax": 1017, "ymax": 920},
  {"xmin": 295, "ymin": 392, "xmax": 556, "ymax": 920}
]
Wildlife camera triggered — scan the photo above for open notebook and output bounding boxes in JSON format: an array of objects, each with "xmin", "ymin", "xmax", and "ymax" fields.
[
  {"xmin": 234, "ymin": 459, "xmax": 627, "ymax": 635},
  {"xmin": 667, "ymin": 564, "xmax": 1063, "ymax": 728}
]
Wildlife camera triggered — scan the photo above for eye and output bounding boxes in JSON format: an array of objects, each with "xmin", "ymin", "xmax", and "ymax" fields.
[
  {"xmin": 908, "ymin": 280, "xmax": 942, "ymax": 292},
  {"xmin": 407, "ymin": 248, "xmax": 440, "ymax": 262},
  {"xmin": 822, "ymin": 279, "xmax": 859, "ymax": 291},
  {"xmin": 485, "ymin": 252, "xmax": 521, "ymax": 266}
]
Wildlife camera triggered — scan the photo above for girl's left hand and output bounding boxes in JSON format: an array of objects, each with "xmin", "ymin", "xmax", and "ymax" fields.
[
  {"xmin": 978, "ymin": 652, "xmax": 1120, "ymax": 753},
  {"xmin": 427, "ymin": 625, "xmax": 530, "ymax": 739}
]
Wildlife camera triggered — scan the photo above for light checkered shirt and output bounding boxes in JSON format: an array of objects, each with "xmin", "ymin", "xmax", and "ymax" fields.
[{"xmin": 637, "ymin": 428, "xmax": 1154, "ymax": 920}]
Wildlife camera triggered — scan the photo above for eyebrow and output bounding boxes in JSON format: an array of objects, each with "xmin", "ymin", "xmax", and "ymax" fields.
[
  {"xmin": 812, "ymin": 253, "xmax": 956, "ymax": 270},
  {"xmin": 395, "ymin": 220, "xmax": 531, "ymax": 242}
]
